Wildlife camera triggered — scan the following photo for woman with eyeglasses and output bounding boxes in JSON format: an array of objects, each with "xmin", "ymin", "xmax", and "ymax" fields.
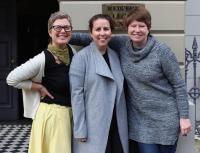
[{"xmin": 6, "ymin": 11, "xmax": 75, "ymax": 153}]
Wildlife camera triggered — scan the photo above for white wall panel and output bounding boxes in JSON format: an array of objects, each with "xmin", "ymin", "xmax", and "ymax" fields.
[
  {"xmin": 186, "ymin": 0, "xmax": 200, "ymax": 15},
  {"xmin": 186, "ymin": 16, "xmax": 200, "ymax": 35},
  {"xmin": 146, "ymin": 2, "xmax": 184, "ymax": 30},
  {"xmin": 60, "ymin": 1, "xmax": 184, "ymax": 31}
]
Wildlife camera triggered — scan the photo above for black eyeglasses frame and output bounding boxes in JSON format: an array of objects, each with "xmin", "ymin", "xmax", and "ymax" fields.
[{"xmin": 51, "ymin": 25, "xmax": 72, "ymax": 32}]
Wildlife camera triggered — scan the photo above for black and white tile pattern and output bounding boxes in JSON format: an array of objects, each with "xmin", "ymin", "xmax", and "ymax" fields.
[
  {"xmin": 196, "ymin": 126, "xmax": 200, "ymax": 140},
  {"xmin": 0, "ymin": 120, "xmax": 200, "ymax": 152},
  {"xmin": 0, "ymin": 124, "xmax": 31, "ymax": 153}
]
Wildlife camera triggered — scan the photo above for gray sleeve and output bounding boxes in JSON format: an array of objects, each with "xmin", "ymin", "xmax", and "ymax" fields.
[
  {"xmin": 160, "ymin": 46, "xmax": 189, "ymax": 118},
  {"xmin": 70, "ymin": 32, "xmax": 92, "ymax": 47},
  {"xmin": 69, "ymin": 53, "xmax": 88, "ymax": 138},
  {"xmin": 108, "ymin": 35, "xmax": 128, "ymax": 52},
  {"xmin": 70, "ymin": 33, "xmax": 128, "ymax": 53}
]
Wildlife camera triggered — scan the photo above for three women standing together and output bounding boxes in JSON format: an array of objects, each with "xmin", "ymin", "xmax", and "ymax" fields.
[{"xmin": 7, "ymin": 5, "xmax": 191, "ymax": 153}]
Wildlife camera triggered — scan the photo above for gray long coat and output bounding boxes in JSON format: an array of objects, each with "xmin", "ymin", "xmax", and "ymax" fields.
[{"xmin": 69, "ymin": 42, "xmax": 128, "ymax": 153}]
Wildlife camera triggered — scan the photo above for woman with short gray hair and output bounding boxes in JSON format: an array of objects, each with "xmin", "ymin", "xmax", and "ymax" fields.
[{"xmin": 7, "ymin": 11, "xmax": 75, "ymax": 153}]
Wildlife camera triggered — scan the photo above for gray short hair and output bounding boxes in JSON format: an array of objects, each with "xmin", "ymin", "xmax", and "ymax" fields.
[{"xmin": 48, "ymin": 11, "xmax": 72, "ymax": 31}]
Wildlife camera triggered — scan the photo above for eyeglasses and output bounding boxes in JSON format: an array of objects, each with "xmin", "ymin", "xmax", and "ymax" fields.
[{"xmin": 51, "ymin": 25, "xmax": 72, "ymax": 32}]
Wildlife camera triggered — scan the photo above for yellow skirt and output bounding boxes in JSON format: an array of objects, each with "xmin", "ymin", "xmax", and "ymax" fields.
[{"xmin": 28, "ymin": 103, "xmax": 72, "ymax": 153}]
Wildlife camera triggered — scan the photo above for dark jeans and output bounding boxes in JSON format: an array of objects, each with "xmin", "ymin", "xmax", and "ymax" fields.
[
  {"xmin": 105, "ymin": 108, "xmax": 123, "ymax": 153},
  {"xmin": 137, "ymin": 142, "xmax": 177, "ymax": 153}
]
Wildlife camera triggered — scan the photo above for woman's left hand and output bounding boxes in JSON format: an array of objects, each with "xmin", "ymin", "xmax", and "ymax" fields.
[{"xmin": 180, "ymin": 118, "xmax": 192, "ymax": 136}]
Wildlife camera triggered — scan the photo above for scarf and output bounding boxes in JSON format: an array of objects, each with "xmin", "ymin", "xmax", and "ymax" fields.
[{"xmin": 47, "ymin": 44, "xmax": 70, "ymax": 65}]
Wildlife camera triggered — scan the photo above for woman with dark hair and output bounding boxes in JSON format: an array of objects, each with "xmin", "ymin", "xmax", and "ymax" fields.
[
  {"xmin": 70, "ymin": 6, "xmax": 191, "ymax": 153},
  {"xmin": 69, "ymin": 14, "xmax": 128, "ymax": 153},
  {"xmin": 7, "ymin": 11, "xmax": 75, "ymax": 153}
]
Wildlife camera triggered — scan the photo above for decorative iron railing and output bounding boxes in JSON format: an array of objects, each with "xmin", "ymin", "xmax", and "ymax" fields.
[{"xmin": 185, "ymin": 36, "xmax": 200, "ymax": 136}]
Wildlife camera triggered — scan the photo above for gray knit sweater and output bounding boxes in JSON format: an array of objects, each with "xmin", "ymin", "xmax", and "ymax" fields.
[
  {"xmin": 70, "ymin": 34, "xmax": 189, "ymax": 145},
  {"xmin": 109, "ymin": 35, "xmax": 188, "ymax": 145}
]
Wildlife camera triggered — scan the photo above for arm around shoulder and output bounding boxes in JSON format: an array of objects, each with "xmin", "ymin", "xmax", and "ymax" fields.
[
  {"xmin": 108, "ymin": 35, "xmax": 128, "ymax": 52},
  {"xmin": 70, "ymin": 32, "xmax": 92, "ymax": 47}
]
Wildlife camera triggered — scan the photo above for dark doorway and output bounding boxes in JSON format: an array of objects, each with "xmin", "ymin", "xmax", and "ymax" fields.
[
  {"xmin": 0, "ymin": 0, "xmax": 18, "ymax": 120},
  {"xmin": 16, "ymin": 0, "xmax": 59, "ymax": 119}
]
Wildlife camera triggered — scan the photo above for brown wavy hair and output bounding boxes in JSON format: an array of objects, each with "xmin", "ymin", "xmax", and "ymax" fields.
[{"xmin": 124, "ymin": 6, "xmax": 151, "ymax": 30}]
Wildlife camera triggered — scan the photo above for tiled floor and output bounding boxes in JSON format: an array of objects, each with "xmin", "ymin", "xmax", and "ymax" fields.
[
  {"xmin": 0, "ymin": 120, "xmax": 200, "ymax": 153},
  {"xmin": 195, "ymin": 121, "xmax": 200, "ymax": 140},
  {"xmin": 0, "ymin": 120, "xmax": 31, "ymax": 153}
]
